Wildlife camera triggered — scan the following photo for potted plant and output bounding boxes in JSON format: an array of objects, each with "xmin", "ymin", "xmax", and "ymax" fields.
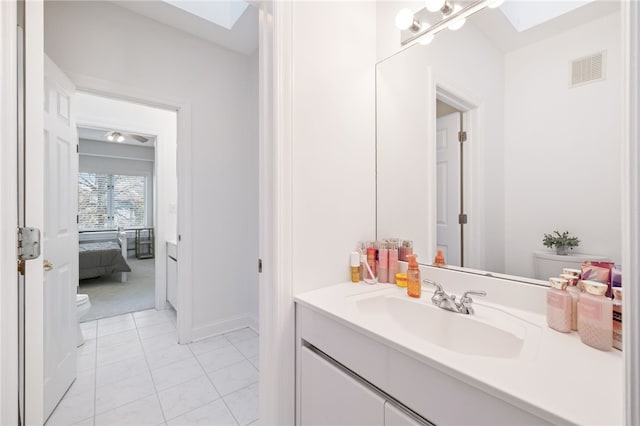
[{"xmin": 542, "ymin": 230, "xmax": 580, "ymax": 255}]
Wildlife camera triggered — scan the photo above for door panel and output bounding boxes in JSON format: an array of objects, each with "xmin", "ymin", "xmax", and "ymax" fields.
[
  {"xmin": 43, "ymin": 55, "xmax": 78, "ymax": 420},
  {"xmin": 436, "ymin": 112, "xmax": 461, "ymax": 266}
]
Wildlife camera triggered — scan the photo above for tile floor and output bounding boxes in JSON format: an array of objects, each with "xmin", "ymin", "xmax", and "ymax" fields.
[{"xmin": 46, "ymin": 309, "xmax": 259, "ymax": 426}]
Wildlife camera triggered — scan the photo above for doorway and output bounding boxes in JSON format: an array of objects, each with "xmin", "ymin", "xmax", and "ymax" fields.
[
  {"xmin": 435, "ymin": 86, "xmax": 479, "ymax": 269},
  {"xmin": 76, "ymin": 124, "xmax": 157, "ymax": 321},
  {"xmin": 73, "ymin": 93, "xmax": 178, "ymax": 323}
]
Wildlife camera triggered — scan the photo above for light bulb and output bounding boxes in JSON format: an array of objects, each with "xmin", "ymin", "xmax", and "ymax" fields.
[
  {"xmin": 418, "ymin": 33, "xmax": 434, "ymax": 45},
  {"xmin": 448, "ymin": 5, "xmax": 465, "ymax": 31},
  {"xmin": 425, "ymin": 0, "xmax": 446, "ymax": 12},
  {"xmin": 488, "ymin": 0, "xmax": 504, "ymax": 8},
  {"xmin": 116, "ymin": 135, "xmax": 125, "ymax": 142},
  {"xmin": 107, "ymin": 134, "xmax": 114, "ymax": 141},
  {"xmin": 395, "ymin": 8, "xmax": 415, "ymax": 30}
]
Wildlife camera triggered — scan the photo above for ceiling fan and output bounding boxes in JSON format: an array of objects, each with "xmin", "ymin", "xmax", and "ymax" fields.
[{"xmin": 104, "ymin": 131, "xmax": 149, "ymax": 143}]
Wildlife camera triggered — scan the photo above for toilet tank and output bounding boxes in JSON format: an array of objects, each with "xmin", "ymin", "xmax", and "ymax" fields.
[{"xmin": 533, "ymin": 250, "xmax": 609, "ymax": 280}]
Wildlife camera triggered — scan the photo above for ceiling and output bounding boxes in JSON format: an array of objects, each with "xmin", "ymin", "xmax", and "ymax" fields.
[
  {"xmin": 78, "ymin": 126, "xmax": 157, "ymax": 148},
  {"xmin": 112, "ymin": 0, "xmax": 258, "ymax": 55},
  {"xmin": 472, "ymin": 0, "xmax": 620, "ymax": 53}
]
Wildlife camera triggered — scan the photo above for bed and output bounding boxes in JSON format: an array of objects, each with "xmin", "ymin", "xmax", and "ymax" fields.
[{"xmin": 79, "ymin": 231, "xmax": 131, "ymax": 282}]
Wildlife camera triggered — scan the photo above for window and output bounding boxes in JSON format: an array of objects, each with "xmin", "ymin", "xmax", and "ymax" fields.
[{"xmin": 78, "ymin": 172, "xmax": 147, "ymax": 230}]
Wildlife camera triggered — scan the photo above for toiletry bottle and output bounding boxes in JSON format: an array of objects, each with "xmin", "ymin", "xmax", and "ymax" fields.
[
  {"xmin": 357, "ymin": 242, "xmax": 367, "ymax": 280},
  {"xmin": 378, "ymin": 242, "xmax": 389, "ymax": 283},
  {"xmin": 434, "ymin": 249, "xmax": 445, "ymax": 267},
  {"xmin": 546, "ymin": 278, "xmax": 572, "ymax": 333},
  {"xmin": 612, "ymin": 287, "xmax": 622, "ymax": 351},
  {"xmin": 406, "ymin": 254, "xmax": 421, "ymax": 298},
  {"xmin": 612, "ymin": 265, "xmax": 622, "ymax": 288},
  {"xmin": 366, "ymin": 245, "xmax": 377, "ymax": 281},
  {"xmin": 560, "ymin": 273, "xmax": 580, "ymax": 331},
  {"xmin": 350, "ymin": 251, "xmax": 360, "ymax": 283},
  {"xmin": 578, "ymin": 280, "xmax": 612, "ymax": 351},
  {"xmin": 399, "ymin": 240, "xmax": 413, "ymax": 262},
  {"xmin": 388, "ymin": 241, "xmax": 398, "ymax": 284}
]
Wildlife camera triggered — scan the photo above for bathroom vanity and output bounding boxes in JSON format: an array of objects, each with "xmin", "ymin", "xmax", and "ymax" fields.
[
  {"xmin": 166, "ymin": 241, "xmax": 177, "ymax": 309},
  {"xmin": 295, "ymin": 272, "xmax": 623, "ymax": 425}
]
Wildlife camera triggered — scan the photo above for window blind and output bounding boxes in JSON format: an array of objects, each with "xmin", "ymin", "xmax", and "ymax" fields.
[{"xmin": 78, "ymin": 172, "xmax": 147, "ymax": 230}]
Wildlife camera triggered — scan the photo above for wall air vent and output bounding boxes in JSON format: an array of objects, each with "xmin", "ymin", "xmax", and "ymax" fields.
[{"xmin": 570, "ymin": 51, "xmax": 605, "ymax": 88}]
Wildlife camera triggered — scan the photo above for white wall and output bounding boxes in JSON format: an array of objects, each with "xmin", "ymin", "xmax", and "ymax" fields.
[
  {"xmin": 504, "ymin": 11, "xmax": 622, "ymax": 277},
  {"xmin": 290, "ymin": 1, "xmax": 377, "ymax": 294},
  {"xmin": 376, "ymin": 8, "xmax": 506, "ymax": 272},
  {"xmin": 45, "ymin": 1, "xmax": 259, "ymax": 338}
]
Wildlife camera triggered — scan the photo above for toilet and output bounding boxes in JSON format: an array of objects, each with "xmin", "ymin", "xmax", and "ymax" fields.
[
  {"xmin": 76, "ymin": 294, "xmax": 91, "ymax": 347},
  {"xmin": 533, "ymin": 250, "xmax": 608, "ymax": 280}
]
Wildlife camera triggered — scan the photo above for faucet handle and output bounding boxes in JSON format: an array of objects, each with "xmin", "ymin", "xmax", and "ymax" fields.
[
  {"xmin": 422, "ymin": 279, "xmax": 443, "ymax": 293},
  {"xmin": 461, "ymin": 290, "xmax": 486, "ymax": 303}
]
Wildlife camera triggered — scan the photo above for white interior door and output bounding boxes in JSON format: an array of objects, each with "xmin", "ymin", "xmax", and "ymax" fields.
[
  {"xmin": 436, "ymin": 112, "xmax": 461, "ymax": 266},
  {"xmin": 43, "ymin": 55, "xmax": 78, "ymax": 420}
]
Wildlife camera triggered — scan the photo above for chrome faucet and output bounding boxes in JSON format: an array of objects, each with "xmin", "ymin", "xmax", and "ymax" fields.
[{"xmin": 423, "ymin": 279, "xmax": 486, "ymax": 315}]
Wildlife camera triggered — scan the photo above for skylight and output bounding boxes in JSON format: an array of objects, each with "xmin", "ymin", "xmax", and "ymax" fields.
[
  {"xmin": 499, "ymin": 0, "xmax": 595, "ymax": 32},
  {"xmin": 162, "ymin": 0, "xmax": 249, "ymax": 30}
]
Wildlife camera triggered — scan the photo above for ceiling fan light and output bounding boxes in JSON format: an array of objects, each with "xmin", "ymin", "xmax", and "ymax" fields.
[
  {"xmin": 107, "ymin": 134, "xmax": 114, "ymax": 141},
  {"xmin": 116, "ymin": 135, "xmax": 125, "ymax": 142},
  {"xmin": 425, "ymin": 0, "xmax": 446, "ymax": 12}
]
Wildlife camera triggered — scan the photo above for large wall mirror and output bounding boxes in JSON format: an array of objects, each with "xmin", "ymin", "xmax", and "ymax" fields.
[{"xmin": 376, "ymin": 0, "xmax": 622, "ymax": 284}]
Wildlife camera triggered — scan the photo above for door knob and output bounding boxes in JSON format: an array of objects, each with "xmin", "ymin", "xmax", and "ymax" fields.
[{"xmin": 43, "ymin": 260, "xmax": 54, "ymax": 271}]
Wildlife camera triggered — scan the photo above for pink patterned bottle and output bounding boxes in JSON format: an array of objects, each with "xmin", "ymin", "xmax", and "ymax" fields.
[
  {"xmin": 388, "ymin": 241, "xmax": 398, "ymax": 284},
  {"xmin": 378, "ymin": 242, "xmax": 389, "ymax": 283},
  {"xmin": 578, "ymin": 280, "xmax": 612, "ymax": 351},
  {"xmin": 546, "ymin": 278, "xmax": 572, "ymax": 333}
]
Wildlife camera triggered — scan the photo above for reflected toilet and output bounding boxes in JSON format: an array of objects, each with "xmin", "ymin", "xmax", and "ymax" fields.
[{"xmin": 76, "ymin": 294, "xmax": 91, "ymax": 347}]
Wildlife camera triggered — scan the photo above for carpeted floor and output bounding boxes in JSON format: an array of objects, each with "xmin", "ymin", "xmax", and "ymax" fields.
[{"xmin": 79, "ymin": 257, "xmax": 155, "ymax": 321}]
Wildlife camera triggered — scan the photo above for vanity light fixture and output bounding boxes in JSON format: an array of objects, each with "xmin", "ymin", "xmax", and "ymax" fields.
[{"xmin": 397, "ymin": 0, "xmax": 501, "ymax": 46}]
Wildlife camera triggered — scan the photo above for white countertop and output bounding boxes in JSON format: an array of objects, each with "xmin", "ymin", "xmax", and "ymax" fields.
[{"xmin": 295, "ymin": 282, "xmax": 623, "ymax": 425}]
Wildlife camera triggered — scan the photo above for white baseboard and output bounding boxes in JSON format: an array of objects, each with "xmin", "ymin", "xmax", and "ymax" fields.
[{"xmin": 191, "ymin": 312, "xmax": 259, "ymax": 342}]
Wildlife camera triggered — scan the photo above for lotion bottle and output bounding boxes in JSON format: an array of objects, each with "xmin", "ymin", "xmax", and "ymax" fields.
[
  {"xmin": 406, "ymin": 254, "xmax": 421, "ymax": 298},
  {"xmin": 388, "ymin": 241, "xmax": 398, "ymax": 284},
  {"xmin": 578, "ymin": 280, "xmax": 612, "ymax": 351},
  {"xmin": 378, "ymin": 242, "xmax": 389, "ymax": 283},
  {"xmin": 546, "ymin": 278, "xmax": 572, "ymax": 333}
]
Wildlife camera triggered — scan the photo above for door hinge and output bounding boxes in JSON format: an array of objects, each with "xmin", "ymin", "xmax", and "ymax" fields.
[
  {"xmin": 76, "ymin": 144, "xmax": 79, "ymax": 153},
  {"xmin": 458, "ymin": 213, "xmax": 468, "ymax": 224},
  {"xmin": 258, "ymin": 258, "xmax": 263, "ymax": 274},
  {"xmin": 77, "ymin": 215, "xmax": 79, "ymax": 224},
  {"xmin": 458, "ymin": 131, "xmax": 467, "ymax": 142},
  {"xmin": 17, "ymin": 227, "xmax": 41, "ymax": 275}
]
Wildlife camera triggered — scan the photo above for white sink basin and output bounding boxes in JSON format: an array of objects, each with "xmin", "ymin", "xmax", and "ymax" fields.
[{"xmin": 354, "ymin": 291, "xmax": 528, "ymax": 358}]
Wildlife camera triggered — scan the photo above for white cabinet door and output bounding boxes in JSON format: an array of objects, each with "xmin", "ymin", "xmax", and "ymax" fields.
[
  {"xmin": 300, "ymin": 347, "xmax": 384, "ymax": 426},
  {"xmin": 385, "ymin": 401, "xmax": 432, "ymax": 426}
]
